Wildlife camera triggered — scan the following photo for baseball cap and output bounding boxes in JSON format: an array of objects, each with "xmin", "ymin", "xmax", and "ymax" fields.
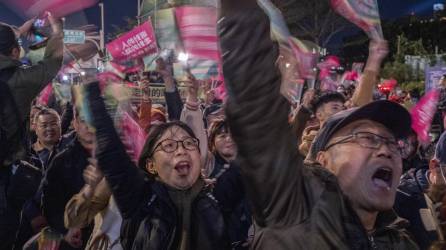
[
  {"xmin": 434, "ymin": 131, "xmax": 446, "ymax": 164},
  {"xmin": 310, "ymin": 100, "xmax": 412, "ymax": 160}
]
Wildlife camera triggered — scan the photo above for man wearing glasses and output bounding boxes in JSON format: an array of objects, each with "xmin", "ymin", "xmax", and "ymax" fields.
[
  {"xmin": 394, "ymin": 131, "xmax": 446, "ymax": 249},
  {"xmin": 218, "ymin": 0, "xmax": 418, "ymax": 248}
]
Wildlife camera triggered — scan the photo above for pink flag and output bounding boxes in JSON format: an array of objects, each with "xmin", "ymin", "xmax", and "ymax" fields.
[
  {"xmin": 330, "ymin": 0, "xmax": 383, "ymax": 40},
  {"xmin": 411, "ymin": 89, "xmax": 440, "ymax": 144},
  {"xmin": 175, "ymin": 6, "xmax": 221, "ymax": 61},
  {"xmin": 118, "ymin": 112, "xmax": 147, "ymax": 163},
  {"xmin": 36, "ymin": 84, "xmax": 53, "ymax": 106},
  {"xmin": 4, "ymin": 0, "xmax": 98, "ymax": 18},
  {"xmin": 317, "ymin": 55, "xmax": 341, "ymax": 79},
  {"xmin": 288, "ymin": 37, "xmax": 318, "ymax": 80},
  {"xmin": 106, "ymin": 21, "xmax": 158, "ymax": 62}
]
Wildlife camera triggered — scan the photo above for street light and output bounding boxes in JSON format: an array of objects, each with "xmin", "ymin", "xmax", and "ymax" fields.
[
  {"xmin": 99, "ymin": 2, "xmax": 105, "ymax": 52},
  {"xmin": 137, "ymin": 0, "xmax": 142, "ymax": 24}
]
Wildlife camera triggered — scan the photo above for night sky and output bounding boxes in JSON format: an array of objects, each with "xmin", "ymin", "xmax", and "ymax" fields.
[{"xmin": 0, "ymin": 0, "xmax": 443, "ymax": 38}]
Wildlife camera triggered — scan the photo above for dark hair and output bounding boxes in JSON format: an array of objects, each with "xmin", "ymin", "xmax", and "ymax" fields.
[
  {"xmin": 138, "ymin": 121, "xmax": 198, "ymax": 170},
  {"xmin": 208, "ymin": 118, "xmax": 229, "ymax": 154},
  {"xmin": 0, "ymin": 24, "xmax": 19, "ymax": 56},
  {"xmin": 33, "ymin": 108, "xmax": 61, "ymax": 124},
  {"xmin": 311, "ymin": 91, "xmax": 346, "ymax": 113}
]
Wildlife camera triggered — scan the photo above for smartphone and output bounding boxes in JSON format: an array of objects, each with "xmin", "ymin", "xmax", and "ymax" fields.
[{"xmin": 29, "ymin": 14, "xmax": 50, "ymax": 50}]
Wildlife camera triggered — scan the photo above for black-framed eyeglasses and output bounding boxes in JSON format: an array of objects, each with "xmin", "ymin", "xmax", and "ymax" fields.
[
  {"xmin": 324, "ymin": 131, "xmax": 401, "ymax": 155},
  {"xmin": 151, "ymin": 137, "xmax": 199, "ymax": 155}
]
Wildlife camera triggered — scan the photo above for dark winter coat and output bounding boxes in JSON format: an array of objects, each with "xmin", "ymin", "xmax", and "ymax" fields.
[
  {"xmin": 395, "ymin": 168, "xmax": 437, "ymax": 249},
  {"xmin": 87, "ymin": 84, "xmax": 231, "ymax": 250},
  {"xmin": 218, "ymin": 2, "xmax": 418, "ymax": 249}
]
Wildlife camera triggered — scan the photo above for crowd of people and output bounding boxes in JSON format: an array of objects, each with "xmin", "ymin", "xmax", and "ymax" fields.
[{"xmin": 2, "ymin": 1, "xmax": 446, "ymax": 250}]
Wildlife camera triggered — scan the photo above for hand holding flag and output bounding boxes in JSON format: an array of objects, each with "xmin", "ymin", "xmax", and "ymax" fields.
[{"xmin": 330, "ymin": 0, "xmax": 384, "ymax": 40}]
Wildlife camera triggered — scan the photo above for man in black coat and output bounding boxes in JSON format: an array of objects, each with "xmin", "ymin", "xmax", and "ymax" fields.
[{"xmin": 41, "ymin": 108, "xmax": 95, "ymax": 249}]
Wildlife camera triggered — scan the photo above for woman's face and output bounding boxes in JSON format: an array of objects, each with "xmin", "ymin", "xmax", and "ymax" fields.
[
  {"xmin": 214, "ymin": 130, "xmax": 237, "ymax": 161},
  {"xmin": 148, "ymin": 126, "xmax": 201, "ymax": 190}
]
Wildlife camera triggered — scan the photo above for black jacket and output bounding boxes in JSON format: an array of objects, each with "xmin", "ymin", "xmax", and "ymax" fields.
[
  {"xmin": 395, "ymin": 168, "xmax": 437, "ymax": 249},
  {"xmin": 87, "ymin": 84, "xmax": 231, "ymax": 250},
  {"xmin": 218, "ymin": 2, "xmax": 418, "ymax": 249},
  {"xmin": 41, "ymin": 137, "xmax": 90, "ymax": 233}
]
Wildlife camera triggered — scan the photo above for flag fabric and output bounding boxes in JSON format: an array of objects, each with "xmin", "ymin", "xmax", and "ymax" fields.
[
  {"xmin": 106, "ymin": 21, "xmax": 158, "ymax": 62},
  {"xmin": 118, "ymin": 111, "xmax": 147, "ymax": 163},
  {"xmin": 4, "ymin": 0, "xmax": 99, "ymax": 18},
  {"xmin": 330, "ymin": 0, "xmax": 383, "ymax": 40},
  {"xmin": 72, "ymin": 85, "xmax": 94, "ymax": 127},
  {"xmin": 289, "ymin": 37, "xmax": 318, "ymax": 80},
  {"xmin": 36, "ymin": 83, "xmax": 53, "ymax": 106},
  {"xmin": 257, "ymin": 0, "xmax": 290, "ymax": 44},
  {"xmin": 411, "ymin": 89, "xmax": 440, "ymax": 144},
  {"xmin": 317, "ymin": 55, "xmax": 341, "ymax": 79},
  {"xmin": 52, "ymin": 82, "xmax": 72, "ymax": 104},
  {"xmin": 258, "ymin": 0, "xmax": 317, "ymax": 84},
  {"xmin": 175, "ymin": 6, "xmax": 220, "ymax": 61},
  {"xmin": 141, "ymin": 0, "xmax": 170, "ymax": 15},
  {"xmin": 153, "ymin": 8, "xmax": 182, "ymax": 51}
]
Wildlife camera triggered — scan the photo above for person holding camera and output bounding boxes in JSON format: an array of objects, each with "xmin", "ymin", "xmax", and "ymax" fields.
[{"xmin": 0, "ymin": 13, "xmax": 63, "ymax": 249}]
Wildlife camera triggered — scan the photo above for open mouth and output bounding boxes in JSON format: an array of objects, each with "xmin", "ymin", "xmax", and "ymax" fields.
[
  {"xmin": 175, "ymin": 161, "xmax": 191, "ymax": 176},
  {"xmin": 372, "ymin": 167, "xmax": 393, "ymax": 190}
]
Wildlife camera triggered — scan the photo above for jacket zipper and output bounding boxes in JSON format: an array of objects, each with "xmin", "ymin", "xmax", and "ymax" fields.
[{"xmin": 368, "ymin": 235, "xmax": 378, "ymax": 250}]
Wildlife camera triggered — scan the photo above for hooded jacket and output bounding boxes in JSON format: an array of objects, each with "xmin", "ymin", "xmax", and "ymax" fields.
[
  {"xmin": 218, "ymin": 2, "xmax": 418, "ymax": 249},
  {"xmin": 0, "ymin": 32, "xmax": 63, "ymax": 167}
]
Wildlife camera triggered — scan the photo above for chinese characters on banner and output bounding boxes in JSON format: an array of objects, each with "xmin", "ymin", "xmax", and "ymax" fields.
[
  {"xmin": 330, "ymin": 0, "xmax": 383, "ymax": 40},
  {"xmin": 4, "ymin": 0, "xmax": 98, "ymax": 18},
  {"xmin": 175, "ymin": 6, "xmax": 220, "ymax": 61},
  {"xmin": 106, "ymin": 21, "xmax": 158, "ymax": 62}
]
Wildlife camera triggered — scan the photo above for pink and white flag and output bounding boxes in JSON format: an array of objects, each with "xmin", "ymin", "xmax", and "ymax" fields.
[
  {"xmin": 175, "ymin": 6, "xmax": 220, "ymax": 61},
  {"xmin": 3, "ymin": 0, "xmax": 99, "ymax": 18},
  {"xmin": 411, "ymin": 89, "xmax": 440, "ymax": 144},
  {"xmin": 106, "ymin": 21, "xmax": 158, "ymax": 62}
]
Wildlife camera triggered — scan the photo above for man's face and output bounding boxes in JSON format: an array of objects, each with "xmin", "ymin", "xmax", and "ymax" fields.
[
  {"xmin": 35, "ymin": 114, "xmax": 61, "ymax": 147},
  {"xmin": 318, "ymin": 119, "xmax": 402, "ymax": 212},
  {"xmin": 316, "ymin": 101, "xmax": 344, "ymax": 124}
]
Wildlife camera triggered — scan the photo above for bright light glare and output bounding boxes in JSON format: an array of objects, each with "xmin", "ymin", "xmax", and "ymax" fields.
[
  {"xmin": 62, "ymin": 75, "xmax": 69, "ymax": 81},
  {"xmin": 178, "ymin": 52, "xmax": 189, "ymax": 62},
  {"xmin": 80, "ymin": 71, "xmax": 86, "ymax": 76}
]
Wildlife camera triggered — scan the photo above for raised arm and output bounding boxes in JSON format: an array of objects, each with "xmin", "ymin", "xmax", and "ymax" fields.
[
  {"xmin": 86, "ymin": 82, "xmax": 148, "ymax": 218},
  {"xmin": 351, "ymin": 40, "xmax": 388, "ymax": 107},
  {"xmin": 180, "ymin": 74, "xmax": 209, "ymax": 169},
  {"xmin": 218, "ymin": 0, "xmax": 305, "ymax": 226},
  {"xmin": 8, "ymin": 15, "xmax": 63, "ymax": 121}
]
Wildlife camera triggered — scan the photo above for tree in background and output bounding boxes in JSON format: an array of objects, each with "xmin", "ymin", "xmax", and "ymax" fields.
[{"xmin": 272, "ymin": 0, "xmax": 351, "ymax": 48}]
